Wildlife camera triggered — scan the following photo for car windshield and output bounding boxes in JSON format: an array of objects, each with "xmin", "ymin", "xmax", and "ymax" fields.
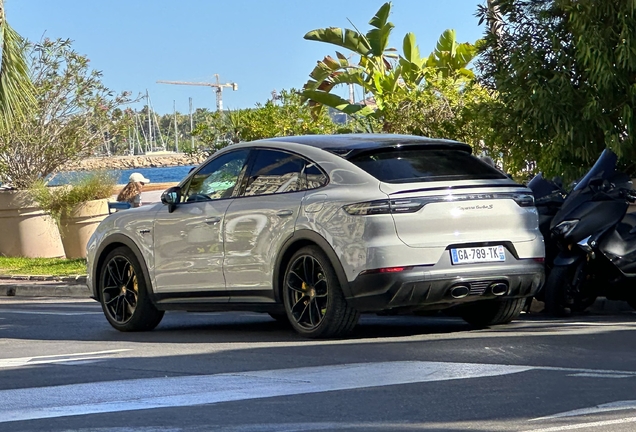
[{"xmin": 348, "ymin": 148, "xmax": 507, "ymax": 183}]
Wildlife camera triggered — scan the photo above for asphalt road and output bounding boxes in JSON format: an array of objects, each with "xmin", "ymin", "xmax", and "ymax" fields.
[{"xmin": 1, "ymin": 297, "xmax": 636, "ymax": 432}]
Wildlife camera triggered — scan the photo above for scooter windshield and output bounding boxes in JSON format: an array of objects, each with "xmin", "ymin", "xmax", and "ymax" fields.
[
  {"xmin": 573, "ymin": 149, "xmax": 617, "ymax": 191},
  {"xmin": 550, "ymin": 149, "xmax": 618, "ymax": 231},
  {"xmin": 528, "ymin": 173, "xmax": 554, "ymax": 198}
]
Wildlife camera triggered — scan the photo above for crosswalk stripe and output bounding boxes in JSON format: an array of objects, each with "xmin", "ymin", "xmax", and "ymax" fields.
[
  {"xmin": 0, "ymin": 361, "xmax": 533, "ymax": 424},
  {"xmin": 0, "ymin": 349, "xmax": 132, "ymax": 369}
]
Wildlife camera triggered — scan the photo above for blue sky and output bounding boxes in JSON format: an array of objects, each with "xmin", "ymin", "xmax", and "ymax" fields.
[{"xmin": 9, "ymin": 0, "xmax": 485, "ymax": 115}]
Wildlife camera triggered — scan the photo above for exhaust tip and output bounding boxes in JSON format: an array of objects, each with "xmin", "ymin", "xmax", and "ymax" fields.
[
  {"xmin": 450, "ymin": 285, "xmax": 470, "ymax": 299},
  {"xmin": 490, "ymin": 282, "xmax": 508, "ymax": 296}
]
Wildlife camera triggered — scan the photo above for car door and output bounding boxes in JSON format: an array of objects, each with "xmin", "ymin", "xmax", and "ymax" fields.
[
  {"xmin": 152, "ymin": 149, "xmax": 250, "ymax": 295},
  {"xmin": 223, "ymin": 149, "xmax": 308, "ymax": 302}
]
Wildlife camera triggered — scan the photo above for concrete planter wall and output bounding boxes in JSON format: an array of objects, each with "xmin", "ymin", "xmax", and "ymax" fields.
[
  {"xmin": 59, "ymin": 198, "xmax": 110, "ymax": 259},
  {"xmin": 0, "ymin": 190, "xmax": 65, "ymax": 258}
]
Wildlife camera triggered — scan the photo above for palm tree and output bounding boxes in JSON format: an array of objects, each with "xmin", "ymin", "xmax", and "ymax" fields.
[{"xmin": 0, "ymin": 0, "xmax": 35, "ymax": 129}]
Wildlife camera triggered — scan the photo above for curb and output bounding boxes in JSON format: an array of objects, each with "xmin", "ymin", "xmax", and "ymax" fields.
[
  {"xmin": 0, "ymin": 275, "xmax": 91, "ymax": 298},
  {"xmin": 2, "ymin": 283, "xmax": 92, "ymax": 298},
  {"xmin": 0, "ymin": 274, "xmax": 87, "ymax": 284}
]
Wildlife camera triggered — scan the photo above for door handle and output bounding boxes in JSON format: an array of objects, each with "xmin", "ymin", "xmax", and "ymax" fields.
[
  {"xmin": 204, "ymin": 217, "xmax": 221, "ymax": 225},
  {"xmin": 276, "ymin": 210, "xmax": 293, "ymax": 217}
]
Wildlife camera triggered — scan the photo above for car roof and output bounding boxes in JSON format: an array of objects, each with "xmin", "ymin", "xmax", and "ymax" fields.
[{"xmin": 259, "ymin": 134, "xmax": 472, "ymax": 158}]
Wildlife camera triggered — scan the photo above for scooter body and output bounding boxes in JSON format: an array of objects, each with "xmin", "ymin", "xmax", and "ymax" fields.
[
  {"xmin": 544, "ymin": 149, "xmax": 636, "ymax": 314},
  {"xmin": 527, "ymin": 174, "xmax": 566, "ymax": 300}
]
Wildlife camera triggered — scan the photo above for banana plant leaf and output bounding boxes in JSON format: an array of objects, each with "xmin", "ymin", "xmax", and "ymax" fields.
[
  {"xmin": 301, "ymin": 89, "xmax": 376, "ymax": 116},
  {"xmin": 304, "ymin": 27, "xmax": 371, "ymax": 57}
]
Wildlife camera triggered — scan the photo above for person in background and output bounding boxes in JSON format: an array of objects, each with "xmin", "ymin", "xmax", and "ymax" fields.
[{"xmin": 116, "ymin": 172, "xmax": 150, "ymax": 208}]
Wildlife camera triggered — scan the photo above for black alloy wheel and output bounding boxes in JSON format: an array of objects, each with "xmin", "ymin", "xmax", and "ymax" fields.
[
  {"xmin": 102, "ymin": 255, "xmax": 139, "ymax": 325},
  {"xmin": 283, "ymin": 246, "xmax": 359, "ymax": 338},
  {"xmin": 99, "ymin": 246, "xmax": 164, "ymax": 332},
  {"xmin": 286, "ymin": 254, "xmax": 329, "ymax": 330}
]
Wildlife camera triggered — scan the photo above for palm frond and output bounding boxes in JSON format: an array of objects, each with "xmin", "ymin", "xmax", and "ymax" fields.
[{"xmin": 0, "ymin": 8, "xmax": 36, "ymax": 130}]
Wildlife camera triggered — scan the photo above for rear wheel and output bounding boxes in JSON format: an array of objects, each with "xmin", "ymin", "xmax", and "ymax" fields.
[
  {"xmin": 99, "ymin": 246, "xmax": 164, "ymax": 332},
  {"xmin": 460, "ymin": 298, "xmax": 526, "ymax": 327},
  {"xmin": 627, "ymin": 298, "xmax": 636, "ymax": 311},
  {"xmin": 544, "ymin": 264, "xmax": 596, "ymax": 316},
  {"xmin": 283, "ymin": 246, "xmax": 359, "ymax": 338}
]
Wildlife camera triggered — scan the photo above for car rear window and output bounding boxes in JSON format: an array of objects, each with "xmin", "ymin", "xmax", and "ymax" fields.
[{"xmin": 348, "ymin": 148, "xmax": 507, "ymax": 183}]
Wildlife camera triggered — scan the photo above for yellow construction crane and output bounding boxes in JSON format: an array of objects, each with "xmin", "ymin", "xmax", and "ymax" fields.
[{"xmin": 157, "ymin": 74, "xmax": 238, "ymax": 111}]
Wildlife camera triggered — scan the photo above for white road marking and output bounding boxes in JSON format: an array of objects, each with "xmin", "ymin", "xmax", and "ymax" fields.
[
  {"xmin": 0, "ymin": 349, "xmax": 132, "ymax": 369},
  {"xmin": 0, "ymin": 361, "xmax": 533, "ymax": 423},
  {"xmin": 567, "ymin": 373, "xmax": 634, "ymax": 378},
  {"xmin": 531, "ymin": 400, "xmax": 636, "ymax": 421},
  {"xmin": 524, "ymin": 416, "xmax": 636, "ymax": 431},
  {"xmin": 0, "ymin": 309, "xmax": 100, "ymax": 316},
  {"xmin": 535, "ymin": 365, "xmax": 636, "ymax": 378}
]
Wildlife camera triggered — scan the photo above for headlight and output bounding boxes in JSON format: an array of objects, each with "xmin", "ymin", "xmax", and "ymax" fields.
[{"xmin": 552, "ymin": 219, "xmax": 579, "ymax": 237}]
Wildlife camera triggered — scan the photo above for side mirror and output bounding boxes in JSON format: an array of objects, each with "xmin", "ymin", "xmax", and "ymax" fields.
[{"xmin": 161, "ymin": 186, "xmax": 182, "ymax": 213}]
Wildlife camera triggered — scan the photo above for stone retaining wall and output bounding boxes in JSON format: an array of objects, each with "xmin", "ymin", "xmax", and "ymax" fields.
[{"xmin": 62, "ymin": 153, "xmax": 208, "ymax": 171}]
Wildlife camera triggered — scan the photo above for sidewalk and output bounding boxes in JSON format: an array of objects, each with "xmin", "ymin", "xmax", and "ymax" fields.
[{"xmin": 0, "ymin": 185, "xmax": 173, "ymax": 299}]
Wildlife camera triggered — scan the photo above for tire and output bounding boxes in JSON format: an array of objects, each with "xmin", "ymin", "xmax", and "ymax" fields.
[
  {"xmin": 98, "ymin": 246, "xmax": 164, "ymax": 332},
  {"xmin": 267, "ymin": 312, "xmax": 289, "ymax": 323},
  {"xmin": 544, "ymin": 264, "xmax": 596, "ymax": 316},
  {"xmin": 627, "ymin": 298, "xmax": 636, "ymax": 311},
  {"xmin": 460, "ymin": 298, "xmax": 526, "ymax": 327},
  {"xmin": 283, "ymin": 245, "xmax": 359, "ymax": 338}
]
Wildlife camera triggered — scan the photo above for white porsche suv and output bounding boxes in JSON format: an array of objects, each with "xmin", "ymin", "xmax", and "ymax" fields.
[{"xmin": 86, "ymin": 134, "xmax": 544, "ymax": 338}]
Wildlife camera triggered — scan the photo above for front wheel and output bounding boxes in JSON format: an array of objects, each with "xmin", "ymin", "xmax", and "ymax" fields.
[
  {"xmin": 283, "ymin": 246, "xmax": 359, "ymax": 338},
  {"xmin": 459, "ymin": 298, "xmax": 526, "ymax": 327},
  {"xmin": 99, "ymin": 246, "xmax": 164, "ymax": 332}
]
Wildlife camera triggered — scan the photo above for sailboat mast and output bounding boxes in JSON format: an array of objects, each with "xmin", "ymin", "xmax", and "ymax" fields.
[
  {"xmin": 147, "ymin": 90, "xmax": 153, "ymax": 151},
  {"xmin": 189, "ymin": 97, "xmax": 194, "ymax": 149},
  {"xmin": 174, "ymin": 100, "xmax": 179, "ymax": 153}
]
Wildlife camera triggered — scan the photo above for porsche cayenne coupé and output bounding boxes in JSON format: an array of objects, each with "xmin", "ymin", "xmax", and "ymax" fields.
[{"xmin": 86, "ymin": 134, "xmax": 544, "ymax": 338}]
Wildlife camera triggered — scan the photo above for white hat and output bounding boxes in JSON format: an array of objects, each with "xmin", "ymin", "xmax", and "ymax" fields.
[{"xmin": 129, "ymin": 172, "xmax": 150, "ymax": 184}]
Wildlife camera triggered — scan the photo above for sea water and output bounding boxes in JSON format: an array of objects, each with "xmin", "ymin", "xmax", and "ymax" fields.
[{"xmin": 48, "ymin": 165, "xmax": 197, "ymax": 186}]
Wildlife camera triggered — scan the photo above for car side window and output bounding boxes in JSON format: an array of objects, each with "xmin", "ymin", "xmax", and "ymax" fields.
[
  {"xmin": 301, "ymin": 162, "xmax": 328, "ymax": 190},
  {"xmin": 183, "ymin": 150, "xmax": 249, "ymax": 202},
  {"xmin": 243, "ymin": 150, "xmax": 305, "ymax": 196}
]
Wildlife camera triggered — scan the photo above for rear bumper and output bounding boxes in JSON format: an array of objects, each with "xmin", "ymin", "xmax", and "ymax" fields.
[{"xmin": 346, "ymin": 260, "xmax": 544, "ymax": 312}]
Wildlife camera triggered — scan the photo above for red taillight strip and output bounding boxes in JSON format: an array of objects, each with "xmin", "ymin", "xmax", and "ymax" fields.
[{"xmin": 359, "ymin": 266, "xmax": 414, "ymax": 276}]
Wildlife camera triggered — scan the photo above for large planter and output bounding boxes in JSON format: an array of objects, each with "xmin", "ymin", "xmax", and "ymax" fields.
[
  {"xmin": 59, "ymin": 199, "xmax": 110, "ymax": 259},
  {"xmin": 0, "ymin": 190, "xmax": 65, "ymax": 258}
]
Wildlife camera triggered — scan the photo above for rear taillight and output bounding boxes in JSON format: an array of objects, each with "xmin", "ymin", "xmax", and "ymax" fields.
[
  {"xmin": 343, "ymin": 200, "xmax": 391, "ymax": 215},
  {"xmin": 343, "ymin": 192, "xmax": 534, "ymax": 215},
  {"xmin": 343, "ymin": 199, "xmax": 424, "ymax": 215}
]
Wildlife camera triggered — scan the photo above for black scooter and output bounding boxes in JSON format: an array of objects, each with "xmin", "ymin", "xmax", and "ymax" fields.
[
  {"xmin": 543, "ymin": 149, "xmax": 636, "ymax": 315},
  {"xmin": 527, "ymin": 173, "xmax": 567, "ymax": 300}
]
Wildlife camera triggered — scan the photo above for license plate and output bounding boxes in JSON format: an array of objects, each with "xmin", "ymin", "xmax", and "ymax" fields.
[{"xmin": 450, "ymin": 245, "xmax": 505, "ymax": 265}]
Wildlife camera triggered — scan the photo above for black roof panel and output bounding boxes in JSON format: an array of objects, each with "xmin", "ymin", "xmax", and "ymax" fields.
[{"xmin": 259, "ymin": 134, "xmax": 472, "ymax": 157}]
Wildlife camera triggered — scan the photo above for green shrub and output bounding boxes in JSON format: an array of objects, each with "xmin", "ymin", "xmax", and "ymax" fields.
[{"xmin": 32, "ymin": 171, "xmax": 117, "ymax": 223}]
